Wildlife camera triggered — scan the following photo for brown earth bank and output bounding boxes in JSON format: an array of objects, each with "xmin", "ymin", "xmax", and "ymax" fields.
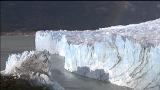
[{"xmin": 1, "ymin": 32, "xmax": 36, "ymax": 36}]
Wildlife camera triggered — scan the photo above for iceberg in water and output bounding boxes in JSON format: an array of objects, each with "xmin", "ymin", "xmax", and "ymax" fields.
[
  {"xmin": 35, "ymin": 18, "xmax": 160, "ymax": 90},
  {"xmin": 1, "ymin": 50, "xmax": 65, "ymax": 90}
]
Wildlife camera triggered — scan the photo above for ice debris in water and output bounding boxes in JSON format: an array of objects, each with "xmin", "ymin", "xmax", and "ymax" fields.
[
  {"xmin": 35, "ymin": 18, "xmax": 160, "ymax": 90},
  {"xmin": 1, "ymin": 50, "xmax": 65, "ymax": 90}
]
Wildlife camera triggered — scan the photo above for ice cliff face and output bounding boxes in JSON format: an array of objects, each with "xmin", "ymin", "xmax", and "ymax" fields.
[{"xmin": 35, "ymin": 18, "xmax": 160, "ymax": 90}]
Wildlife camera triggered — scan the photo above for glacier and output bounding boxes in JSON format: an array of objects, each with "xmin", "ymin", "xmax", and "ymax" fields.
[{"xmin": 35, "ymin": 18, "xmax": 160, "ymax": 90}]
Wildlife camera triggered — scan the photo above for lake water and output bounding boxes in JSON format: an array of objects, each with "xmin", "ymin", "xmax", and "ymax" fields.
[{"xmin": 0, "ymin": 35, "xmax": 131, "ymax": 90}]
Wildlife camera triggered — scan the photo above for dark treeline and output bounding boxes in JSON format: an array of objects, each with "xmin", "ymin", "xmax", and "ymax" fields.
[{"xmin": 1, "ymin": 1, "xmax": 160, "ymax": 32}]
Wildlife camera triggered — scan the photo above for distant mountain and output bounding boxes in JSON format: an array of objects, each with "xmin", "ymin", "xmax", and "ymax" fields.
[{"xmin": 1, "ymin": 1, "xmax": 160, "ymax": 32}]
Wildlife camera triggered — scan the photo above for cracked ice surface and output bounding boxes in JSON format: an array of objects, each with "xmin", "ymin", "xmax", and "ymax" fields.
[{"xmin": 35, "ymin": 18, "xmax": 160, "ymax": 90}]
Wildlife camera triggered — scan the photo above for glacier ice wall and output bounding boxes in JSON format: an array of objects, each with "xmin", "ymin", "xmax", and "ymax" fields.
[{"xmin": 35, "ymin": 19, "xmax": 160, "ymax": 90}]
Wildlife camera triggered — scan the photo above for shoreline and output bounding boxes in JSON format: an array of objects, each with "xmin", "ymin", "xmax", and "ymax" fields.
[{"xmin": 1, "ymin": 32, "xmax": 36, "ymax": 36}]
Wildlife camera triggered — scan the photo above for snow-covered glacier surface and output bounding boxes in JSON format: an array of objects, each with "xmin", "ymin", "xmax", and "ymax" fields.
[{"xmin": 35, "ymin": 18, "xmax": 160, "ymax": 90}]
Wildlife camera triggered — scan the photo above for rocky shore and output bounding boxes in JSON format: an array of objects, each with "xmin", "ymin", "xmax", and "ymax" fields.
[{"xmin": 0, "ymin": 74, "xmax": 50, "ymax": 90}]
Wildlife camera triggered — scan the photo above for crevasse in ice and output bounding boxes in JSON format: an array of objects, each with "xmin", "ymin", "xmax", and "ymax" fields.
[{"xmin": 35, "ymin": 18, "xmax": 160, "ymax": 90}]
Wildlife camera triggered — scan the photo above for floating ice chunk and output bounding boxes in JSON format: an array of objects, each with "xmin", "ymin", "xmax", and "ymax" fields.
[{"xmin": 1, "ymin": 50, "xmax": 64, "ymax": 90}]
